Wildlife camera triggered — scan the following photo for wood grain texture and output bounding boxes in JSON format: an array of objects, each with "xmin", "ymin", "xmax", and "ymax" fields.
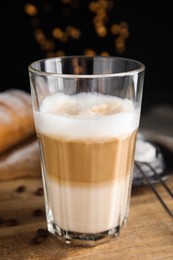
[{"xmin": 1, "ymin": 175, "xmax": 173, "ymax": 260}]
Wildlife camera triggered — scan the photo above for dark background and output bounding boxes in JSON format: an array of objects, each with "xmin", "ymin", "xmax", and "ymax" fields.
[{"xmin": 1, "ymin": 0, "xmax": 172, "ymax": 113}]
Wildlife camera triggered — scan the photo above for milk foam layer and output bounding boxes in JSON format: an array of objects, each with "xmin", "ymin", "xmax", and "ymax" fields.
[{"xmin": 35, "ymin": 92, "xmax": 139, "ymax": 139}]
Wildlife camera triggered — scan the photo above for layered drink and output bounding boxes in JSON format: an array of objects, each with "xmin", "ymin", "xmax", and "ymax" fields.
[{"xmin": 34, "ymin": 92, "xmax": 139, "ymax": 237}]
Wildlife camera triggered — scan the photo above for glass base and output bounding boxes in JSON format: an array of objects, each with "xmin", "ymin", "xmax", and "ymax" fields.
[{"xmin": 48, "ymin": 222, "xmax": 120, "ymax": 247}]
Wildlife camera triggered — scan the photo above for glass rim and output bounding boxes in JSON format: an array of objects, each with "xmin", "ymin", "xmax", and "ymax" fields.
[{"xmin": 28, "ymin": 55, "xmax": 145, "ymax": 78}]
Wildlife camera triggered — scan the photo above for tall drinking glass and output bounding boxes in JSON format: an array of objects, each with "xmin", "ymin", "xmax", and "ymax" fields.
[{"xmin": 28, "ymin": 56, "xmax": 145, "ymax": 246}]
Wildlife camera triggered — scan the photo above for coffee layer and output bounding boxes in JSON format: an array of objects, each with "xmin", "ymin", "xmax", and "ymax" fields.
[{"xmin": 39, "ymin": 130, "xmax": 137, "ymax": 184}]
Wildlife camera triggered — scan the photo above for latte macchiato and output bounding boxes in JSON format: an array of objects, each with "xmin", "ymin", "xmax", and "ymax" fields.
[{"xmin": 34, "ymin": 92, "xmax": 139, "ymax": 234}]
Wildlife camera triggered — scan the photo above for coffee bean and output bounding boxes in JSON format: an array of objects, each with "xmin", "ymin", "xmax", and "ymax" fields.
[
  {"xmin": 37, "ymin": 228, "xmax": 50, "ymax": 237},
  {"xmin": 0, "ymin": 217, "xmax": 3, "ymax": 225},
  {"xmin": 35, "ymin": 187, "xmax": 44, "ymax": 196},
  {"xmin": 33, "ymin": 209, "xmax": 43, "ymax": 217},
  {"xmin": 32, "ymin": 235, "xmax": 45, "ymax": 244},
  {"xmin": 5, "ymin": 218, "xmax": 18, "ymax": 226},
  {"xmin": 31, "ymin": 228, "xmax": 50, "ymax": 245},
  {"xmin": 16, "ymin": 185, "xmax": 26, "ymax": 193}
]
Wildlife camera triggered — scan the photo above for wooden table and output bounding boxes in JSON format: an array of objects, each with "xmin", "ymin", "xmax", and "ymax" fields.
[{"xmin": 1, "ymin": 174, "xmax": 173, "ymax": 260}]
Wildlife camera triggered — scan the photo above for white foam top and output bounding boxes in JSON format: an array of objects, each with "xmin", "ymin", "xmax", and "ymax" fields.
[{"xmin": 35, "ymin": 92, "xmax": 139, "ymax": 140}]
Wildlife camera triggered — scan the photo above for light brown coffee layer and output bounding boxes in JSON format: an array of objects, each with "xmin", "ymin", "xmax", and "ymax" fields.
[{"xmin": 38, "ymin": 130, "xmax": 137, "ymax": 184}]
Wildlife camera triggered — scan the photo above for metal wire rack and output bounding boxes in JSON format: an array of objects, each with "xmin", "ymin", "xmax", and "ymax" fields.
[
  {"xmin": 133, "ymin": 139, "xmax": 173, "ymax": 218},
  {"xmin": 135, "ymin": 161, "xmax": 173, "ymax": 218}
]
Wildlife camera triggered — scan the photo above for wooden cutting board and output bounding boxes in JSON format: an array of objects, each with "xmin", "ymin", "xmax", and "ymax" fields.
[{"xmin": 1, "ymin": 175, "xmax": 173, "ymax": 260}]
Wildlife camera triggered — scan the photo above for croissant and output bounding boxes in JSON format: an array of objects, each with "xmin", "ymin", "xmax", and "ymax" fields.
[
  {"xmin": 0, "ymin": 136, "xmax": 41, "ymax": 181},
  {"xmin": 0, "ymin": 89, "xmax": 35, "ymax": 154}
]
